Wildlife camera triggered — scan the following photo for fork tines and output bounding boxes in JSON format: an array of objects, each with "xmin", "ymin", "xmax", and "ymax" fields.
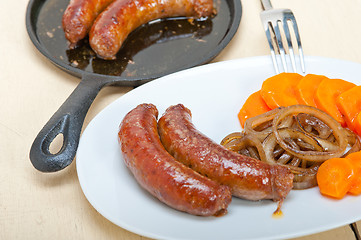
[{"xmin": 260, "ymin": 8, "xmax": 305, "ymax": 74}]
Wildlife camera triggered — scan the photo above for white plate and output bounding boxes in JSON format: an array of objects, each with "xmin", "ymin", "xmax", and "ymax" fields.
[{"xmin": 76, "ymin": 56, "xmax": 361, "ymax": 240}]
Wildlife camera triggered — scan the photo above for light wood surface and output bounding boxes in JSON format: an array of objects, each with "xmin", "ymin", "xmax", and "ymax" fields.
[{"xmin": 1, "ymin": 0, "xmax": 361, "ymax": 239}]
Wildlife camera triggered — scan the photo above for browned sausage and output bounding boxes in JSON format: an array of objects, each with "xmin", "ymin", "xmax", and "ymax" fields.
[
  {"xmin": 89, "ymin": 0, "xmax": 214, "ymax": 59},
  {"xmin": 158, "ymin": 104, "xmax": 294, "ymax": 203},
  {"xmin": 62, "ymin": 0, "xmax": 115, "ymax": 47},
  {"xmin": 118, "ymin": 104, "xmax": 231, "ymax": 216}
]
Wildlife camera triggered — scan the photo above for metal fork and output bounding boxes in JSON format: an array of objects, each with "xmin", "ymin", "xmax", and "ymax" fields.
[{"xmin": 260, "ymin": 0, "xmax": 305, "ymax": 73}]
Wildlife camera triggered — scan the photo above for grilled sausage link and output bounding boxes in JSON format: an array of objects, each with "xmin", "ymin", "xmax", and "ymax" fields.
[
  {"xmin": 118, "ymin": 104, "xmax": 232, "ymax": 216},
  {"xmin": 89, "ymin": 0, "xmax": 214, "ymax": 59},
  {"xmin": 158, "ymin": 104, "xmax": 294, "ymax": 202},
  {"xmin": 62, "ymin": 0, "xmax": 115, "ymax": 46}
]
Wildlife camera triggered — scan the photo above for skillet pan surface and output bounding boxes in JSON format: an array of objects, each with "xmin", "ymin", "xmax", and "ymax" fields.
[{"xmin": 26, "ymin": 0, "xmax": 242, "ymax": 172}]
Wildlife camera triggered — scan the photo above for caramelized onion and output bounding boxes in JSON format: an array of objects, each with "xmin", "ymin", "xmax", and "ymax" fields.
[
  {"xmin": 295, "ymin": 113, "xmax": 333, "ymax": 139},
  {"xmin": 272, "ymin": 105, "xmax": 347, "ymax": 161},
  {"xmin": 342, "ymin": 128, "xmax": 361, "ymax": 156},
  {"xmin": 221, "ymin": 132, "xmax": 267, "ymax": 162},
  {"xmin": 220, "ymin": 132, "xmax": 244, "ymax": 146},
  {"xmin": 244, "ymin": 107, "xmax": 283, "ymax": 140},
  {"xmin": 262, "ymin": 129, "xmax": 322, "ymax": 189},
  {"xmin": 221, "ymin": 104, "xmax": 360, "ymax": 190}
]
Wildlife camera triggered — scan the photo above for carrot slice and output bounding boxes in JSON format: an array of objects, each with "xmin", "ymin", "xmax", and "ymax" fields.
[
  {"xmin": 345, "ymin": 151, "xmax": 361, "ymax": 195},
  {"xmin": 296, "ymin": 74, "xmax": 327, "ymax": 107},
  {"xmin": 336, "ymin": 85, "xmax": 361, "ymax": 131},
  {"xmin": 238, "ymin": 90, "xmax": 271, "ymax": 128},
  {"xmin": 315, "ymin": 78, "xmax": 356, "ymax": 127},
  {"xmin": 348, "ymin": 176, "xmax": 361, "ymax": 195},
  {"xmin": 260, "ymin": 72, "xmax": 303, "ymax": 109},
  {"xmin": 316, "ymin": 157, "xmax": 354, "ymax": 199},
  {"xmin": 354, "ymin": 113, "xmax": 361, "ymax": 136}
]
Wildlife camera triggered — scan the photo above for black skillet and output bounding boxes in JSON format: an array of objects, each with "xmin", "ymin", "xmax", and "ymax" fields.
[{"xmin": 26, "ymin": 0, "xmax": 242, "ymax": 172}]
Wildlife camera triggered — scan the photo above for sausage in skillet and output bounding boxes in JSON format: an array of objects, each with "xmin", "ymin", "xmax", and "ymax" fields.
[
  {"xmin": 89, "ymin": 0, "xmax": 214, "ymax": 59},
  {"xmin": 62, "ymin": 0, "xmax": 115, "ymax": 46}
]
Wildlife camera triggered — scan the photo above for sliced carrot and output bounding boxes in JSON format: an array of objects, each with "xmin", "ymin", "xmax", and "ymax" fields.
[
  {"xmin": 345, "ymin": 151, "xmax": 361, "ymax": 195},
  {"xmin": 295, "ymin": 74, "xmax": 327, "ymax": 107},
  {"xmin": 238, "ymin": 90, "xmax": 271, "ymax": 128},
  {"xmin": 316, "ymin": 157, "xmax": 354, "ymax": 199},
  {"xmin": 315, "ymin": 78, "xmax": 356, "ymax": 127},
  {"xmin": 354, "ymin": 112, "xmax": 361, "ymax": 136},
  {"xmin": 336, "ymin": 85, "xmax": 361, "ymax": 132},
  {"xmin": 260, "ymin": 72, "xmax": 303, "ymax": 109},
  {"xmin": 348, "ymin": 176, "xmax": 361, "ymax": 195}
]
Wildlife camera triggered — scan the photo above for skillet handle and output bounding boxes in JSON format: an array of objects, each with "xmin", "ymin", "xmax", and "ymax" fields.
[{"xmin": 30, "ymin": 74, "xmax": 108, "ymax": 172}]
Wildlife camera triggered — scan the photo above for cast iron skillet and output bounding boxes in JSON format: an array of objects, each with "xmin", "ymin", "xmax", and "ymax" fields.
[{"xmin": 26, "ymin": 0, "xmax": 242, "ymax": 172}]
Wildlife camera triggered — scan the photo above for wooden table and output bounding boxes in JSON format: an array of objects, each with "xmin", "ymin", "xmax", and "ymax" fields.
[{"xmin": 1, "ymin": 0, "xmax": 361, "ymax": 239}]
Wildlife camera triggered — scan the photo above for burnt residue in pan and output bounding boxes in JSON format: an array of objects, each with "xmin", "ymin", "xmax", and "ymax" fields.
[
  {"xmin": 35, "ymin": 0, "xmax": 231, "ymax": 78},
  {"xmin": 67, "ymin": 18, "xmax": 212, "ymax": 76}
]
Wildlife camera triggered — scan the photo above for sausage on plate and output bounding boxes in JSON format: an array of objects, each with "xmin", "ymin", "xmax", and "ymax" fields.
[
  {"xmin": 89, "ymin": 0, "xmax": 214, "ymax": 59},
  {"xmin": 62, "ymin": 0, "xmax": 115, "ymax": 46},
  {"xmin": 118, "ymin": 103, "xmax": 232, "ymax": 216},
  {"xmin": 158, "ymin": 104, "xmax": 294, "ymax": 202}
]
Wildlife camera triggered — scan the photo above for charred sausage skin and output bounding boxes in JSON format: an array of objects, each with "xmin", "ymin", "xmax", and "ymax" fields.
[
  {"xmin": 89, "ymin": 0, "xmax": 214, "ymax": 59},
  {"xmin": 158, "ymin": 104, "xmax": 294, "ymax": 202},
  {"xmin": 62, "ymin": 0, "xmax": 115, "ymax": 46},
  {"xmin": 118, "ymin": 104, "xmax": 231, "ymax": 216}
]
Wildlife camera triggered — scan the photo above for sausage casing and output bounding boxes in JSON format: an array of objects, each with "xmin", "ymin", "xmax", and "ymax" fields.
[
  {"xmin": 62, "ymin": 0, "xmax": 115, "ymax": 46},
  {"xmin": 118, "ymin": 104, "xmax": 231, "ymax": 216},
  {"xmin": 158, "ymin": 104, "xmax": 294, "ymax": 202},
  {"xmin": 89, "ymin": 0, "xmax": 214, "ymax": 59}
]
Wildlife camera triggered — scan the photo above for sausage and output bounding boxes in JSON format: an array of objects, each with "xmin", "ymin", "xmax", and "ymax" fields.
[
  {"xmin": 62, "ymin": 0, "xmax": 115, "ymax": 47},
  {"xmin": 118, "ymin": 104, "xmax": 232, "ymax": 216},
  {"xmin": 89, "ymin": 0, "xmax": 214, "ymax": 59},
  {"xmin": 158, "ymin": 104, "xmax": 294, "ymax": 202}
]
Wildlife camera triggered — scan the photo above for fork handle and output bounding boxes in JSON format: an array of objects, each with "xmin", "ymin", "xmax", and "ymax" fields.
[{"xmin": 261, "ymin": 0, "xmax": 273, "ymax": 10}]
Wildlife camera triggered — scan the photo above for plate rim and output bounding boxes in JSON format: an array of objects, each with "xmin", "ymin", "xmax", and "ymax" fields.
[{"xmin": 76, "ymin": 55, "xmax": 361, "ymax": 240}]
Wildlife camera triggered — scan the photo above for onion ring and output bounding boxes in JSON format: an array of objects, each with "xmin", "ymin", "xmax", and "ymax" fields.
[
  {"xmin": 221, "ymin": 104, "xmax": 357, "ymax": 190},
  {"xmin": 262, "ymin": 129, "xmax": 321, "ymax": 189},
  {"xmin": 272, "ymin": 105, "xmax": 347, "ymax": 161}
]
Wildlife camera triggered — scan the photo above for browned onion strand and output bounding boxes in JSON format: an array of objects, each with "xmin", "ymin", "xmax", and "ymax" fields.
[
  {"xmin": 272, "ymin": 105, "xmax": 347, "ymax": 161},
  {"xmin": 220, "ymin": 132, "xmax": 244, "ymax": 147},
  {"xmin": 261, "ymin": 129, "xmax": 323, "ymax": 189},
  {"xmin": 295, "ymin": 113, "xmax": 333, "ymax": 139},
  {"xmin": 222, "ymin": 133, "xmax": 267, "ymax": 162},
  {"xmin": 221, "ymin": 104, "xmax": 361, "ymax": 190},
  {"xmin": 244, "ymin": 107, "xmax": 283, "ymax": 139},
  {"xmin": 343, "ymin": 128, "xmax": 361, "ymax": 156}
]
